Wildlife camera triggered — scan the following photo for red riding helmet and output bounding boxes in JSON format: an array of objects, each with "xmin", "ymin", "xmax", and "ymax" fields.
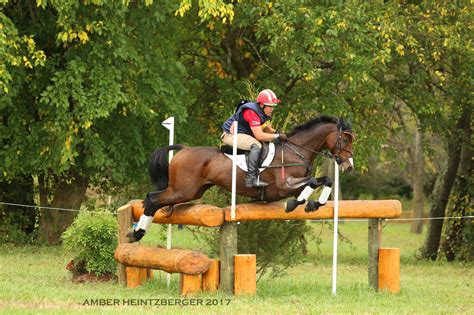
[{"xmin": 256, "ymin": 89, "xmax": 281, "ymax": 106}]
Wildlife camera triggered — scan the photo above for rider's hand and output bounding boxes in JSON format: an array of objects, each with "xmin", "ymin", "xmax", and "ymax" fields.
[{"xmin": 278, "ymin": 133, "xmax": 288, "ymax": 142}]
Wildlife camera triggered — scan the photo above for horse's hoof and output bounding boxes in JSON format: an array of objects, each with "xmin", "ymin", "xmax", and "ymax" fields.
[
  {"xmin": 305, "ymin": 200, "xmax": 322, "ymax": 213},
  {"xmin": 126, "ymin": 229, "xmax": 145, "ymax": 242},
  {"xmin": 285, "ymin": 199, "xmax": 299, "ymax": 213}
]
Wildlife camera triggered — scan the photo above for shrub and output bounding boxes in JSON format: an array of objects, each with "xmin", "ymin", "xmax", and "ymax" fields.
[
  {"xmin": 62, "ymin": 211, "xmax": 117, "ymax": 276},
  {"xmin": 199, "ymin": 187, "xmax": 311, "ymax": 279},
  {"xmin": 0, "ymin": 213, "xmax": 31, "ymax": 245}
]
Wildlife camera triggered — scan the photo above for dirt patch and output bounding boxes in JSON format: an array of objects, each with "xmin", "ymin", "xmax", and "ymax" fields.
[{"xmin": 66, "ymin": 259, "xmax": 116, "ymax": 283}]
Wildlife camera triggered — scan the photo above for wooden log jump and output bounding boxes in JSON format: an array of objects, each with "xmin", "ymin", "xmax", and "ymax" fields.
[
  {"xmin": 115, "ymin": 243, "xmax": 212, "ymax": 275},
  {"xmin": 224, "ymin": 200, "xmax": 402, "ymax": 222},
  {"xmin": 130, "ymin": 200, "xmax": 224, "ymax": 227},
  {"xmin": 116, "ymin": 199, "xmax": 403, "ymax": 293}
]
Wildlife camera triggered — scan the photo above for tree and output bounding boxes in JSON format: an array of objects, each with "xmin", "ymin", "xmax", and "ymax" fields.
[
  {"xmin": 1, "ymin": 0, "xmax": 190, "ymax": 244},
  {"xmin": 440, "ymin": 106, "xmax": 472, "ymax": 261},
  {"xmin": 371, "ymin": 2, "xmax": 472, "ymax": 260}
]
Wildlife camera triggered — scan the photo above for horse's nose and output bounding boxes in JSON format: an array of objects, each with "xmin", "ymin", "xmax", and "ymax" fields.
[{"xmin": 342, "ymin": 158, "xmax": 354, "ymax": 173}]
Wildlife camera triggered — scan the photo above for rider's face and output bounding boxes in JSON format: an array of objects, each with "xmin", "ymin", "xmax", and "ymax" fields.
[{"xmin": 262, "ymin": 105, "xmax": 275, "ymax": 117}]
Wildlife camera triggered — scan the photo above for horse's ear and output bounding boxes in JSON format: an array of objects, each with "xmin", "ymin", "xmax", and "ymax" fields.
[
  {"xmin": 337, "ymin": 117, "xmax": 344, "ymax": 131},
  {"xmin": 338, "ymin": 117, "xmax": 352, "ymax": 131}
]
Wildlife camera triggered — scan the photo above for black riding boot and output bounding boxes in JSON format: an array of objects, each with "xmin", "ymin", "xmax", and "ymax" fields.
[{"xmin": 245, "ymin": 144, "xmax": 269, "ymax": 188}]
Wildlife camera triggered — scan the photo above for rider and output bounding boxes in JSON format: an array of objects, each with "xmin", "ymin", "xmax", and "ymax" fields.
[{"xmin": 221, "ymin": 89, "xmax": 288, "ymax": 187}]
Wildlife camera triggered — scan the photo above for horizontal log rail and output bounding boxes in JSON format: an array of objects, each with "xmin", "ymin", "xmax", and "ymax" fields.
[
  {"xmin": 115, "ymin": 243, "xmax": 212, "ymax": 275},
  {"xmin": 130, "ymin": 200, "xmax": 224, "ymax": 227},
  {"xmin": 224, "ymin": 200, "xmax": 402, "ymax": 222}
]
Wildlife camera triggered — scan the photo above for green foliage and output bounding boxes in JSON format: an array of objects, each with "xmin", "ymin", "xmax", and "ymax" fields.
[
  {"xmin": 342, "ymin": 167, "xmax": 412, "ymax": 200},
  {"xmin": 62, "ymin": 211, "xmax": 117, "ymax": 275},
  {"xmin": 0, "ymin": 214, "xmax": 31, "ymax": 245},
  {"xmin": 1, "ymin": 0, "xmax": 190, "ymax": 190}
]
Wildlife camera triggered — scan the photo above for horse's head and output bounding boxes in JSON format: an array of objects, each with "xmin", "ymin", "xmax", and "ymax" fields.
[{"xmin": 326, "ymin": 121, "xmax": 355, "ymax": 173}]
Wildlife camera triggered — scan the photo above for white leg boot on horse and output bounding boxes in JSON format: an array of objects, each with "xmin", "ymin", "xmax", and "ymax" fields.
[{"xmin": 245, "ymin": 144, "xmax": 269, "ymax": 188}]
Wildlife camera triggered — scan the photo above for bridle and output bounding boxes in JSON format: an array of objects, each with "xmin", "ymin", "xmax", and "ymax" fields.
[
  {"xmin": 333, "ymin": 130, "xmax": 355, "ymax": 164},
  {"xmin": 286, "ymin": 129, "xmax": 355, "ymax": 165}
]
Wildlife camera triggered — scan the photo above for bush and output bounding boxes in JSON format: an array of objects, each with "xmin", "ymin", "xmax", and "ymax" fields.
[
  {"xmin": 200, "ymin": 187, "xmax": 311, "ymax": 279},
  {"xmin": 62, "ymin": 211, "xmax": 117, "ymax": 276},
  {"xmin": 0, "ymin": 213, "xmax": 31, "ymax": 245}
]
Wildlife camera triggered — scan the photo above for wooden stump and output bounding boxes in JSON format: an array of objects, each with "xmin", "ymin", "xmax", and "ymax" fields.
[
  {"xmin": 117, "ymin": 205, "xmax": 133, "ymax": 287},
  {"xmin": 234, "ymin": 254, "xmax": 256, "ymax": 295},
  {"xmin": 219, "ymin": 222, "xmax": 237, "ymax": 293},
  {"xmin": 368, "ymin": 218, "xmax": 381, "ymax": 290},
  {"xmin": 126, "ymin": 267, "xmax": 150, "ymax": 288},
  {"xmin": 202, "ymin": 259, "xmax": 220, "ymax": 292},
  {"xmin": 378, "ymin": 248, "xmax": 400, "ymax": 293},
  {"xmin": 180, "ymin": 274, "xmax": 202, "ymax": 296}
]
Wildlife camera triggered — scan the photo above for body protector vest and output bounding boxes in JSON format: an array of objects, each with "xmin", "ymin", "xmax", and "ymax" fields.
[{"xmin": 222, "ymin": 102, "xmax": 271, "ymax": 136}]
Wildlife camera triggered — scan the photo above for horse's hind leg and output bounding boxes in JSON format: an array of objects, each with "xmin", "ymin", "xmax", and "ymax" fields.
[{"xmin": 129, "ymin": 186, "xmax": 199, "ymax": 242}]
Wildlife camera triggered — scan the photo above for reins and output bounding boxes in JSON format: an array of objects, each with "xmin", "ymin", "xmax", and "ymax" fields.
[
  {"xmin": 265, "ymin": 128, "xmax": 355, "ymax": 183},
  {"xmin": 286, "ymin": 140, "xmax": 336, "ymax": 160}
]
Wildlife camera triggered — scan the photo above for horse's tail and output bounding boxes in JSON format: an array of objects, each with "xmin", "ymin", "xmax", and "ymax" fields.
[{"xmin": 148, "ymin": 145, "xmax": 183, "ymax": 190}]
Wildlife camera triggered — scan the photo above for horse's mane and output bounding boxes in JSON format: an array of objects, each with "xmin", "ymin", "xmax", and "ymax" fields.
[{"xmin": 287, "ymin": 115, "xmax": 352, "ymax": 137}]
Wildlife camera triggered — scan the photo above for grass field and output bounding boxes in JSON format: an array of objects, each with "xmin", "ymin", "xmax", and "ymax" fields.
[{"xmin": 0, "ymin": 220, "xmax": 472, "ymax": 314}]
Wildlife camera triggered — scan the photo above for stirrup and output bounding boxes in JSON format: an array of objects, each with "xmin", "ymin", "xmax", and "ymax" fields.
[{"xmin": 245, "ymin": 176, "xmax": 268, "ymax": 188}]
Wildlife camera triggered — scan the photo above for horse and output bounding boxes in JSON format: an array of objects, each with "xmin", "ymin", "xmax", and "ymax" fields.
[{"xmin": 129, "ymin": 115, "xmax": 355, "ymax": 242}]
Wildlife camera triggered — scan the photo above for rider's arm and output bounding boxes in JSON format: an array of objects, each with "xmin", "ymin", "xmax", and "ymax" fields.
[
  {"xmin": 251, "ymin": 126, "xmax": 280, "ymax": 142},
  {"xmin": 242, "ymin": 109, "xmax": 279, "ymax": 141},
  {"xmin": 263, "ymin": 123, "xmax": 277, "ymax": 134}
]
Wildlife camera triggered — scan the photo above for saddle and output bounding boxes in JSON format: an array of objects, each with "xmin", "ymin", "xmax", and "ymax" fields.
[{"xmin": 220, "ymin": 142, "xmax": 275, "ymax": 172}]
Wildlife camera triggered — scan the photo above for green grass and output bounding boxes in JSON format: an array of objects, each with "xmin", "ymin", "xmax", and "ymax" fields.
[{"xmin": 0, "ymin": 221, "xmax": 472, "ymax": 314}]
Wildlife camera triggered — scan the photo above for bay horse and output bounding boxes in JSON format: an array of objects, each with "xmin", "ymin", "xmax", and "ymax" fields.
[{"xmin": 129, "ymin": 115, "xmax": 354, "ymax": 242}]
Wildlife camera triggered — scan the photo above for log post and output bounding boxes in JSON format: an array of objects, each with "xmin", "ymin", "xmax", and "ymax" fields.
[
  {"xmin": 180, "ymin": 274, "xmax": 202, "ymax": 295},
  {"xmin": 378, "ymin": 248, "xmax": 400, "ymax": 293},
  {"xmin": 126, "ymin": 267, "xmax": 149, "ymax": 288},
  {"xmin": 368, "ymin": 218, "xmax": 382, "ymax": 291},
  {"xmin": 117, "ymin": 204, "xmax": 133, "ymax": 287},
  {"xmin": 234, "ymin": 254, "xmax": 256, "ymax": 295},
  {"xmin": 219, "ymin": 222, "xmax": 237, "ymax": 293},
  {"xmin": 202, "ymin": 259, "xmax": 220, "ymax": 292}
]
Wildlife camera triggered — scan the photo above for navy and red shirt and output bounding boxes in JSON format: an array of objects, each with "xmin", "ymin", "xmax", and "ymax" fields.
[{"xmin": 222, "ymin": 102, "xmax": 271, "ymax": 136}]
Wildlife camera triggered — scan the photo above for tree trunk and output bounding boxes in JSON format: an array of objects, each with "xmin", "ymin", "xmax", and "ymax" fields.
[
  {"xmin": 410, "ymin": 128, "xmax": 425, "ymax": 234},
  {"xmin": 420, "ymin": 106, "xmax": 469, "ymax": 260},
  {"xmin": 38, "ymin": 174, "xmax": 89, "ymax": 245},
  {"xmin": 440, "ymin": 107, "xmax": 472, "ymax": 261}
]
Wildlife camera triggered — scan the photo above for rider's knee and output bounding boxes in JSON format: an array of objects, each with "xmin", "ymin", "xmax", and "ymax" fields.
[{"xmin": 250, "ymin": 143, "xmax": 262, "ymax": 151}]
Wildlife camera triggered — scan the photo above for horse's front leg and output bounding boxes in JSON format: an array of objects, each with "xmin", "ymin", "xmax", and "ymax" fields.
[
  {"xmin": 285, "ymin": 176, "xmax": 332, "ymax": 213},
  {"xmin": 304, "ymin": 176, "xmax": 333, "ymax": 212}
]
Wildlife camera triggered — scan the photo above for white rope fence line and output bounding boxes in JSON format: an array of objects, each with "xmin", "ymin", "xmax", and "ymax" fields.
[
  {"xmin": 0, "ymin": 201, "xmax": 95, "ymax": 213},
  {"xmin": 1, "ymin": 201, "xmax": 472, "ymax": 222}
]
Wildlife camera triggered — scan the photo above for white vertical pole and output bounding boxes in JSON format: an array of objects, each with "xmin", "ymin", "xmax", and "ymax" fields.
[
  {"xmin": 161, "ymin": 117, "xmax": 174, "ymax": 288},
  {"xmin": 332, "ymin": 160, "xmax": 339, "ymax": 295},
  {"xmin": 230, "ymin": 121, "xmax": 238, "ymax": 221}
]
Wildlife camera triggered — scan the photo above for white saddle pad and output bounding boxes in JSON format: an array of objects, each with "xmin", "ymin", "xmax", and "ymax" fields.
[{"xmin": 224, "ymin": 143, "xmax": 275, "ymax": 173}]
